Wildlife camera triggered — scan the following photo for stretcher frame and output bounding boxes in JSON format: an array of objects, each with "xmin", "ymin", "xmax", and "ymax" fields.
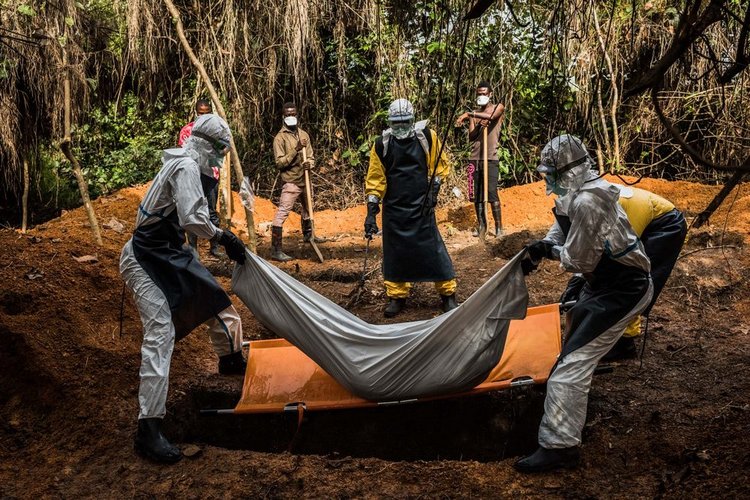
[{"xmin": 201, "ymin": 304, "xmax": 562, "ymax": 416}]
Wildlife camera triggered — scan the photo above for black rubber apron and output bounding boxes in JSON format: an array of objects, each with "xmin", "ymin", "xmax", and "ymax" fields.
[
  {"xmin": 375, "ymin": 135, "xmax": 455, "ymax": 282},
  {"xmin": 554, "ymin": 208, "xmax": 650, "ymax": 356},
  {"xmin": 132, "ymin": 206, "xmax": 231, "ymax": 341},
  {"xmin": 640, "ymin": 208, "xmax": 687, "ymax": 316}
]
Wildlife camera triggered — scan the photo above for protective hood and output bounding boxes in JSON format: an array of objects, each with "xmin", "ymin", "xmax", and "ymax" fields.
[
  {"xmin": 388, "ymin": 98, "xmax": 415, "ymax": 122},
  {"xmin": 182, "ymin": 114, "xmax": 232, "ymax": 178},
  {"xmin": 538, "ymin": 134, "xmax": 596, "ymax": 197}
]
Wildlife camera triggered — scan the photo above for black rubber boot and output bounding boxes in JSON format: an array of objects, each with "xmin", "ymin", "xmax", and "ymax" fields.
[
  {"xmin": 134, "ymin": 418, "xmax": 182, "ymax": 464},
  {"xmin": 384, "ymin": 298, "xmax": 406, "ymax": 318},
  {"xmin": 491, "ymin": 201, "xmax": 504, "ymax": 237},
  {"xmin": 218, "ymin": 351, "xmax": 247, "ymax": 375},
  {"xmin": 270, "ymin": 226, "xmax": 293, "ymax": 262},
  {"xmin": 209, "ymin": 239, "xmax": 226, "ymax": 259},
  {"xmin": 302, "ymin": 219, "xmax": 327, "ymax": 243},
  {"xmin": 514, "ymin": 446, "xmax": 580, "ymax": 473},
  {"xmin": 441, "ymin": 294, "xmax": 458, "ymax": 313},
  {"xmin": 602, "ymin": 336, "xmax": 638, "ymax": 362},
  {"xmin": 472, "ymin": 202, "xmax": 487, "ymax": 237}
]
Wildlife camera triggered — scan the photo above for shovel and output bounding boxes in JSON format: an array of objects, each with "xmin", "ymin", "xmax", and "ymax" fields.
[{"xmin": 301, "ymin": 145, "xmax": 325, "ymax": 263}]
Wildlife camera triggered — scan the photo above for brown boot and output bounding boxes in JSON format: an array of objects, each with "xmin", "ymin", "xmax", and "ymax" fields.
[{"xmin": 270, "ymin": 226, "xmax": 293, "ymax": 262}]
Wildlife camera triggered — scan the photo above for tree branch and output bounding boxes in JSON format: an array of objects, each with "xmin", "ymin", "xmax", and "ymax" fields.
[
  {"xmin": 163, "ymin": 0, "xmax": 257, "ymax": 252},
  {"xmin": 692, "ymin": 169, "xmax": 747, "ymax": 228},
  {"xmin": 718, "ymin": 0, "xmax": 750, "ymax": 83},
  {"xmin": 651, "ymin": 86, "xmax": 750, "ymax": 172},
  {"xmin": 623, "ymin": 0, "xmax": 725, "ymax": 99}
]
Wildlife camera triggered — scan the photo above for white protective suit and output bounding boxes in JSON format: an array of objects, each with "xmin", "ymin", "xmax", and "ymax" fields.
[
  {"xmin": 120, "ymin": 114, "xmax": 243, "ymax": 419},
  {"xmin": 534, "ymin": 135, "xmax": 653, "ymax": 449}
]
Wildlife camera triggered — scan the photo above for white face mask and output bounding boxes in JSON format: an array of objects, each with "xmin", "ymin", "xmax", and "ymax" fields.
[
  {"xmin": 284, "ymin": 116, "xmax": 298, "ymax": 128},
  {"xmin": 476, "ymin": 95, "xmax": 490, "ymax": 106}
]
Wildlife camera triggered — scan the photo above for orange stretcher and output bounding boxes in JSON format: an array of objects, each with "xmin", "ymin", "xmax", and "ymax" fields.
[{"xmin": 229, "ymin": 304, "xmax": 562, "ymax": 414}]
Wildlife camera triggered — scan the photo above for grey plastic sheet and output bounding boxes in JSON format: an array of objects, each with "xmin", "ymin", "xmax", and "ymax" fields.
[{"xmin": 231, "ymin": 250, "xmax": 529, "ymax": 401}]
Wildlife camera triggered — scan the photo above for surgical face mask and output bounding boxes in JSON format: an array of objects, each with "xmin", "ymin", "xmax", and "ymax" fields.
[
  {"xmin": 544, "ymin": 172, "xmax": 568, "ymax": 196},
  {"xmin": 284, "ymin": 116, "xmax": 298, "ymax": 128},
  {"xmin": 476, "ymin": 95, "xmax": 490, "ymax": 106},
  {"xmin": 390, "ymin": 121, "xmax": 414, "ymax": 140}
]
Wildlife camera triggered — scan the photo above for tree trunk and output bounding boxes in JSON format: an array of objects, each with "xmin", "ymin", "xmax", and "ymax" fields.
[
  {"xmin": 163, "ymin": 0, "xmax": 257, "ymax": 252},
  {"xmin": 60, "ymin": 48, "xmax": 103, "ymax": 246},
  {"xmin": 693, "ymin": 170, "xmax": 747, "ymax": 228},
  {"xmin": 218, "ymin": 154, "xmax": 232, "ymax": 227},
  {"xmin": 21, "ymin": 157, "xmax": 29, "ymax": 233}
]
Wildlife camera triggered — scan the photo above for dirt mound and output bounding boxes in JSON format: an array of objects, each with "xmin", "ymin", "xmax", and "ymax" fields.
[{"xmin": 1, "ymin": 177, "xmax": 749, "ymax": 497}]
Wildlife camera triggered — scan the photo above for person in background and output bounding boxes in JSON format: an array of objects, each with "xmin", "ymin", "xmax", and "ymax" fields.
[
  {"xmin": 178, "ymin": 99, "xmax": 212, "ymax": 147},
  {"xmin": 270, "ymin": 101, "xmax": 324, "ymax": 261},
  {"xmin": 120, "ymin": 114, "xmax": 247, "ymax": 464},
  {"xmin": 365, "ymin": 98, "xmax": 458, "ymax": 318},
  {"xmin": 179, "ymin": 99, "xmax": 225, "ymax": 259},
  {"xmin": 455, "ymin": 81, "xmax": 505, "ymax": 237},
  {"xmin": 515, "ymin": 134, "xmax": 653, "ymax": 473}
]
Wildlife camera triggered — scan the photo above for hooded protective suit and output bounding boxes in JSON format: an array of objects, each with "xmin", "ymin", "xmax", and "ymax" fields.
[
  {"xmin": 530, "ymin": 135, "xmax": 654, "ymax": 449},
  {"xmin": 120, "ymin": 114, "xmax": 243, "ymax": 419},
  {"xmin": 366, "ymin": 100, "xmax": 456, "ymax": 300}
]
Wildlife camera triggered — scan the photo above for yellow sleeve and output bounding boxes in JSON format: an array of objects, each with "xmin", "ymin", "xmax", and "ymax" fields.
[
  {"xmin": 366, "ymin": 145, "xmax": 387, "ymax": 200},
  {"xmin": 428, "ymin": 129, "xmax": 451, "ymax": 179}
]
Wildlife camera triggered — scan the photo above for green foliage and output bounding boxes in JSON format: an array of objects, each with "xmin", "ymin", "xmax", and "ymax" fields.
[
  {"xmin": 72, "ymin": 92, "xmax": 183, "ymax": 197},
  {"xmin": 17, "ymin": 4, "xmax": 36, "ymax": 17}
]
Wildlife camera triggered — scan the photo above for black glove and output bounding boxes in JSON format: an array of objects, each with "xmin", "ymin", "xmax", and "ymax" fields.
[
  {"xmin": 520, "ymin": 257, "xmax": 538, "ymax": 276},
  {"xmin": 526, "ymin": 240, "xmax": 556, "ymax": 263},
  {"xmin": 217, "ymin": 229, "xmax": 246, "ymax": 264},
  {"xmin": 520, "ymin": 240, "xmax": 556, "ymax": 276},
  {"xmin": 560, "ymin": 275, "xmax": 586, "ymax": 304},
  {"xmin": 364, "ymin": 201, "xmax": 380, "ymax": 239}
]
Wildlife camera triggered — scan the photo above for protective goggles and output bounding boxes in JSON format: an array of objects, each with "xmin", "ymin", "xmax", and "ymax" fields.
[
  {"xmin": 191, "ymin": 131, "xmax": 231, "ymax": 156},
  {"xmin": 536, "ymin": 153, "xmax": 589, "ymax": 176}
]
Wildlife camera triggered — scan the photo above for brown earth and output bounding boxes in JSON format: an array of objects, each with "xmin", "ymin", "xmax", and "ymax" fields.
[{"xmin": 1, "ymin": 177, "xmax": 749, "ymax": 498}]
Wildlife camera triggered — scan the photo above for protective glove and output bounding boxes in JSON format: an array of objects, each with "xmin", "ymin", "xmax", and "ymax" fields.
[
  {"xmin": 520, "ymin": 258, "xmax": 538, "ymax": 276},
  {"xmin": 520, "ymin": 240, "xmax": 556, "ymax": 276},
  {"xmin": 560, "ymin": 275, "xmax": 586, "ymax": 304},
  {"xmin": 364, "ymin": 201, "xmax": 380, "ymax": 239},
  {"xmin": 217, "ymin": 229, "xmax": 246, "ymax": 265},
  {"xmin": 526, "ymin": 240, "xmax": 556, "ymax": 263}
]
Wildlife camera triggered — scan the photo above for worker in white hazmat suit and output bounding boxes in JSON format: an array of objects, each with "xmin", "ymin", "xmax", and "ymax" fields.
[
  {"xmin": 120, "ymin": 114, "xmax": 248, "ymax": 463},
  {"xmin": 514, "ymin": 135, "xmax": 653, "ymax": 473}
]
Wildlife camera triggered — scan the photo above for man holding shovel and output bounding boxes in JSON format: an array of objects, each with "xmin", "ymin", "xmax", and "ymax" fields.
[
  {"xmin": 270, "ymin": 102, "xmax": 325, "ymax": 262},
  {"xmin": 455, "ymin": 81, "xmax": 505, "ymax": 237}
]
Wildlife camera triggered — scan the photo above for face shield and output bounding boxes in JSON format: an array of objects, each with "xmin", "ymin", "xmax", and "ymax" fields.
[
  {"xmin": 538, "ymin": 164, "xmax": 568, "ymax": 196},
  {"xmin": 387, "ymin": 98, "xmax": 415, "ymax": 139},
  {"xmin": 186, "ymin": 114, "xmax": 232, "ymax": 177},
  {"xmin": 191, "ymin": 131, "xmax": 230, "ymax": 168},
  {"xmin": 389, "ymin": 118, "xmax": 415, "ymax": 140}
]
